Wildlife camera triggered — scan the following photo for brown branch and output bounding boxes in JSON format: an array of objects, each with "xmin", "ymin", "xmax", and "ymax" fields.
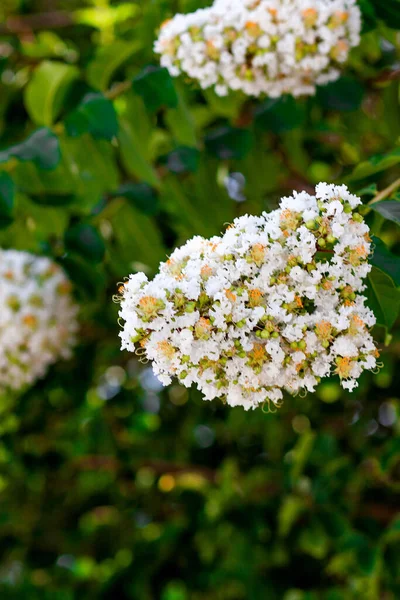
[
  {"xmin": 104, "ymin": 80, "xmax": 132, "ymax": 101},
  {"xmin": 359, "ymin": 502, "xmax": 400, "ymax": 524},
  {"xmin": 369, "ymin": 177, "xmax": 400, "ymax": 206},
  {"xmin": 0, "ymin": 11, "xmax": 73, "ymax": 34},
  {"xmin": 369, "ymin": 68, "xmax": 400, "ymax": 86}
]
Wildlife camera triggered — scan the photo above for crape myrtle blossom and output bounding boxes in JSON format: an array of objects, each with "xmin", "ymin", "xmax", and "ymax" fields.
[
  {"xmin": 0, "ymin": 250, "xmax": 78, "ymax": 393},
  {"xmin": 155, "ymin": 0, "xmax": 361, "ymax": 98},
  {"xmin": 118, "ymin": 183, "xmax": 379, "ymax": 411}
]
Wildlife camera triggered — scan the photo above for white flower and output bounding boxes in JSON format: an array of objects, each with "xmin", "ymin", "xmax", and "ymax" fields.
[
  {"xmin": 0, "ymin": 250, "xmax": 78, "ymax": 393},
  {"xmin": 155, "ymin": 0, "xmax": 361, "ymax": 98},
  {"xmin": 118, "ymin": 183, "xmax": 379, "ymax": 411}
]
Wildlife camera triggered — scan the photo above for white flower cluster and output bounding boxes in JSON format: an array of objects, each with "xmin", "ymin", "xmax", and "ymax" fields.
[
  {"xmin": 0, "ymin": 250, "xmax": 78, "ymax": 393},
  {"xmin": 155, "ymin": 0, "xmax": 361, "ymax": 97},
  {"xmin": 119, "ymin": 183, "xmax": 379, "ymax": 411}
]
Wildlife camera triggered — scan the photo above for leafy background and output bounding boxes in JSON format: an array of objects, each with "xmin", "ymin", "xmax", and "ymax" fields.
[{"xmin": 0, "ymin": 1, "xmax": 400, "ymax": 598}]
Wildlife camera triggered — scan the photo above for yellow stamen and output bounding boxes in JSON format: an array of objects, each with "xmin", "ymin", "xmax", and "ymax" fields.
[
  {"xmin": 335, "ymin": 356, "xmax": 353, "ymax": 379},
  {"xmin": 248, "ymin": 289, "xmax": 263, "ymax": 307},
  {"xmin": 250, "ymin": 243, "xmax": 266, "ymax": 266},
  {"xmin": 302, "ymin": 8, "xmax": 318, "ymax": 27},
  {"xmin": 157, "ymin": 340, "xmax": 175, "ymax": 359},
  {"xmin": 23, "ymin": 314, "xmax": 38, "ymax": 328},
  {"xmin": 225, "ymin": 289, "xmax": 237, "ymax": 302},
  {"xmin": 315, "ymin": 321, "xmax": 332, "ymax": 341},
  {"xmin": 195, "ymin": 317, "xmax": 212, "ymax": 340}
]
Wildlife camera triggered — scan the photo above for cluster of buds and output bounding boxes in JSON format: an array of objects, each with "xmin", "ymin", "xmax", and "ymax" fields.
[
  {"xmin": 0, "ymin": 250, "xmax": 78, "ymax": 393},
  {"xmin": 155, "ymin": 0, "xmax": 361, "ymax": 98},
  {"xmin": 118, "ymin": 183, "xmax": 379, "ymax": 411}
]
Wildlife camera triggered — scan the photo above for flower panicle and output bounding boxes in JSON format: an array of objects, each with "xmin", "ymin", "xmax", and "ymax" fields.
[
  {"xmin": 154, "ymin": 0, "xmax": 361, "ymax": 98},
  {"xmin": 118, "ymin": 182, "xmax": 379, "ymax": 410}
]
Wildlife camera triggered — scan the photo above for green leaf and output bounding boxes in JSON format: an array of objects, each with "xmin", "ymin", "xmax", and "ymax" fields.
[
  {"xmin": 372, "ymin": 0, "xmax": 400, "ymax": 29},
  {"xmin": 0, "ymin": 172, "xmax": 14, "ymax": 228},
  {"xmin": 30, "ymin": 193, "xmax": 76, "ymax": 207},
  {"xmin": 278, "ymin": 495, "xmax": 306, "ymax": 538},
  {"xmin": 255, "ymin": 96, "xmax": 306, "ymax": 133},
  {"xmin": 297, "ymin": 520, "xmax": 330, "ymax": 559},
  {"xmin": 0, "ymin": 128, "xmax": 61, "ymax": 170},
  {"xmin": 60, "ymin": 254, "xmax": 105, "ymax": 298},
  {"xmin": 65, "ymin": 93, "xmax": 118, "ymax": 140},
  {"xmin": 366, "ymin": 266, "xmax": 400, "ymax": 329},
  {"xmin": 370, "ymin": 200, "xmax": 400, "ymax": 226},
  {"xmin": 356, "ymin": 183, "xmax": 377, "ymax": 197},
  {"xmin": 349, "ymin": 148, "xmax": 400, "ymax": 180},
  {"xmin": 118, "ymin": 118, "xmax": 160, "ymax": 188},
  {"xmin": 203, "ymin": 88, "xmax": 243, "ymax": 120},
  {"xmin": 60, "ymin": 134, "xmax": 119, "ymax": 212},
  {"xmin": 116, "ymin": 183, "xmax": 159, "ymax": 215},
  {"xmin": 317, "ymin": 77, "xmax": 365, "ymax": 112},
  {"xmin": 24, "ymin": 60, "xmax": 79, "ymax": 126},
  {"xmin": 383, "ymin": 516, "xmax": 400, "ymax": 543},
  {"xmin": 64, "ymin": 223, "xmax": 105, "ymax": 263},
  {"xmin": 133, "ymin": 66, "xmax": 178, "ymax": 112},
  {"xmin": 86, "ymin": 40, "xmax": 141, "ymax": 91},
  {"xmin": 164, "ymin": 87, "xmax": 197, "ymax": 147},
  {"xmin": 358, "ymin": 0, "xmax": 377, "ymax": 32},
  {"xmin": 160, "ymin": 147, "xmax": 200, "ymax": 173},
  {"xmin": 205, "ymin": 126, "xmax": 253, "ymax": 159},
  {"xmin": 370, "ymin": 236, "xmax": 400, "ymax": 287},
  {"xmin": 102, "ymin": 199, "xmax": 166, "ymax": 272}
]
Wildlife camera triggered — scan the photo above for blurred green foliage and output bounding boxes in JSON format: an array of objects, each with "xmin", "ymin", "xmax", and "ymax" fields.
[{"xmin": 0, "ymin": 1, "xmax": 400, "ymax": 598}]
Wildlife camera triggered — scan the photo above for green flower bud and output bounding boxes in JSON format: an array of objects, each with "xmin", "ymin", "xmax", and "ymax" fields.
[{"xmin": 186, "ymin": 302, "xmax": 196, "ymax": 313}]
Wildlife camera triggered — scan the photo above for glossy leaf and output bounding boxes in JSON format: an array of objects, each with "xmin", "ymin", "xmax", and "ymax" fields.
[
  {"xmin": 205, "ymin": 126, "xmax": 253, "ymax": 159},
  {"xmin": 104, "ymin": 199, "xmax": 166, "ymax": 272},
  {"xmin": 65, "ymin": 93, "xmax": 119, "ymax": 140},
  {"xmin": 0, "ymin": 128, "xmax": 61, "ymax": 170},
  {"xmin": 160, "ymin": 147, "xmax": 200, "ymax": 173},
  {"xmin": 133, "ymin": 66, "xmax": 178, "ymax": 112},
  {"xmin": 118, "ymin": 118, "xmax": 160, "ymax": 187},
  {"xmin": 64, "ymin": 223, "xmax": 105, "ymax": 263},
  {"xmin": 366, "ymin": 266, "xmax": 400, "ymax": 329},
  {"xmin": 24, "ymin": 60, "xmax": 79, "ymax": 126},
  {"xmin": 86, "ymin": 40, "xmax": 141, "ymax": 91},
  {"xmin": 0, "ymin": 172, "xmax": 14, "ymax": 228},
  {"xmin": 370, "ymin": 236, "xmax": 400, "ymax": 286},
  {"xmin": 317, "ymin": 77, "xmax": 365, "ymax": 112},
  {"xmin": 370, "ymin": 200, "xmax": 400, "ymax": 226},
  {"xmin": 116, "ymin": 182, "xmax": 159, "ymax": 215},
  {"xmin": 255, "ymin": 95, "xmax": 306, "ymax": 133}
]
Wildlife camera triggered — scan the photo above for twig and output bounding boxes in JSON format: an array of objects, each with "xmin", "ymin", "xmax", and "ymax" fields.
[
  {"xmin": 104, "ymin": 80, "xmax": 132, "ymax": 100},
  {"xmin": 0, "ymin": 11, "xmax": 73, "ymax": 34},
  {"xmin": 370, "ymin": 68, "xmax": 400, "ymax": 86},
  {"xmin": 369, "ymin": 177, "xmax": 400, "ymax": 206}
]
